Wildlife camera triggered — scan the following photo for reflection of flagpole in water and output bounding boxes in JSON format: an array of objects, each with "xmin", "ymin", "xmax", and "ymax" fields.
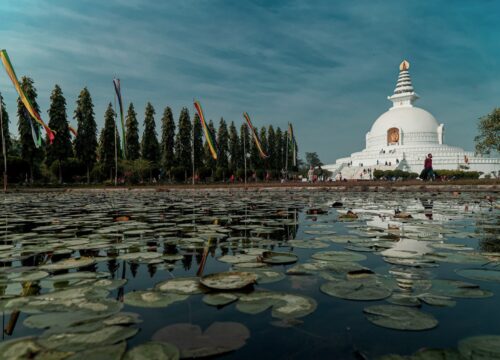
[
  {"xmin": 0, "ymin": 93, "xmax": 7, "ymax": 192},
  {"xmin": 113, "ymin": 91, "xmax": 118, "ymax": 186}
]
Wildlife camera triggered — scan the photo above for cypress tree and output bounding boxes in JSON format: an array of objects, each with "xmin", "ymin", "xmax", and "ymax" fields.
[
  {"xmin": 74, "ymin": 87, "xmax": 98, "ymax": 183},
  {"xmin": 160, "ymin": 106, "xmax": 175, "ymax": 178},
  {"xmin": 0, "ymin": 93, "xmax": 11, "ymax": 158},
  {"xmin": 192, "ymin": 114, "xmax": 203, "ymax": 170},
  {"xmin": 275, "ymin": 127, "xmax": 284, "ymax": 171},
  {"xmin": 259, "ymin": 127, "xmax": 268, "ymax": 170},
  {"xmin": 125, "ymin": 103, "xmax": 140, "ymax": 160},
  {"xmin": 46, "ymin": 84, "xmax": 72, "ymax": 183},
  {"xmin": 203, "ymin": 119, "xmax": 216, "ymax": 174},
  {"xmin": 239, "ymin": 123, "xmax": 250, "ymax": 171},
  {"xmin": 99, "ymin": 103, "xmax": 121, "ymax": 180},
  {"xmin": 174, "ymin": 107, "xmax": 192, "ymax": 180},
  {"xmin": 141, "ymin": 102, "xmax": 160, "ymax": 163},
  {"xmin": 267, "ymin": 125, "xmax": 276, "ymax": 172},
  {"xmin": 216, "ymin": 118, "xmax": 229, "ymax": 179},
  {"xmin": 17, "ymin": 76, "xmax": 44, "ymax": 183},
  {"xmin": 228, "ymin": 121, "xmax": 239, "ymax": 174}
]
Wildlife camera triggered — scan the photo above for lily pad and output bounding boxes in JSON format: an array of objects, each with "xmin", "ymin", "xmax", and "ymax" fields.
[
  {"xmin": 456, "ymin": 268, "xmax": 500, "ymax": 283},
  {"xmin": 200, "ymin": 272, "xmax": 257, "ymax": 290},
  {"xmin": 458, "ymin": 335, "xmax": 500, "ymax": 359},
  {"xmin": 124, "ymin": 291, "xmax": 188, "ymax": 308},
  {"xmin": 155, "ymin": 277, "xmax": 205, "ymax": 294},
  {"xmin": 430, "ymin": 279, "xmax": 493, "ymax": 298},
  {"xmin": 261, "ymin": 251, "xmax": 298, "ymax": 265},
  {"xmin": 363, "ymin": 305, "xmax": 438, "ymax": 331},
  {"xmin": 152, "ymin": 322, "xmax": 249, "ymax": 358},
  {"xmin": 202, "ymin": 293, "xmax": 239, "ymax": 307},
  {"xmin": 236, "ymin": 291, "xmax": 317, "ymax": 319},
  {"xmin": 311, "ymin": 251, "xmax": 367, "ymax": 262},
  {"xmin": 40, "ymin": 257, "xmax": 96, "ymax": 271},
  {"xmin": 320, "ymin": 280, "xmax": 392, "ymax": 301},
  {"xmin": 124, "ymin": 342, "xmax": 180, "ymax": 360}
]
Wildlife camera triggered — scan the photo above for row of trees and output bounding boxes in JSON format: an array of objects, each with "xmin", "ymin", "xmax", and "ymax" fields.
[{"xmin": 0, "ymin": 77, "xmax": 299, "ymax": 184}]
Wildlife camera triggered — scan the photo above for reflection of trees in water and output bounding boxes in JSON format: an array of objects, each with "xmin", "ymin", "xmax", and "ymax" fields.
[
  {"xmin": 478, "ymin": 218, "xmax": 500, "ymax": 252},
  {"xmin": 182, "ymin": 254, "xmax": 193, "ymax": 271}
]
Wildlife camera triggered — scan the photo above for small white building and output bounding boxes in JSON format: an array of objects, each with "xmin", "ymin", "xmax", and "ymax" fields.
[{"xmin": 325, "ymin": 60, "xmax": 500, "ymax": 179}]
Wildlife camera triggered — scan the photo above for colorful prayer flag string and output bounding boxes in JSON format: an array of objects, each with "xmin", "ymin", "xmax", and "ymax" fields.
[
  {"xmin": 0, "ymin": 49, "xmax": 55, "ymax": 145},
  {"xmin": 194, "ymin": 100, "xmax": 218, "ymax": 160},
  {"xmin": 243, "ymin": 112, "xmax": 267, "ymax": 159},
  {"xmin": 113, "ymin": 78, "xmax": 126, "ymax": 157}
]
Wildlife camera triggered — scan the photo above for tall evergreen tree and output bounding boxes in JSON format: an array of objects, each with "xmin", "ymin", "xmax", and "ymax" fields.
[
  {"xmin": 267, "ymin": 125, "xmax": 276, "ymax": 172},
  {"xmin": 0, "ymin": 93, "xmax": 11, "ymax": 158},
  {"xmin": 203, "ymin": 119, "xmax": 216, "ymax": 173},
  {"xmin": 141, "ymin": 102, "xmax": 160, "ymax": 163},
  {"xmin": 125, "ymin": 103, "xmax": 140, "ymax": 160},
  {"xmin": 192, "ymin": 114, "xmax": 203, "ymax": 170},
  {"xmin": 228, "ymin": 121, "xmax": 239, "ymax": 174},
  {"xmin": 160, "ymin": 107, "xmax": 175, "ymax": 178},
  {"xmin": 239, "ymin": 123, "xmax": 250, "ymax": 171},
  {"xmin": 46, "ymin": 85, "xmax": 72, "ymax": 183},
  {"xmin": 216, "ymin": 118, "xmax": 229, "ymax": 179},
  {"xmin": 17, "ymin": 77, "xmax": 44, "ymax": 183},
  {"xmin": 74, "ymin": 87, "xmax": 97, "ymax": 183},
  {"xmin": 174, "ymin": 107, "xmax": 192, "ymax": 180},
  {"xmin": 99, "ymin": 103, "xmax": 121, "ymax": 179},
  {"xmin": 275, "ymin": 127, "xmax": 284, "ymax": 171},
  {"xmin": 259, "ymin": 127, "xmax": 268, "ymax": 170}
]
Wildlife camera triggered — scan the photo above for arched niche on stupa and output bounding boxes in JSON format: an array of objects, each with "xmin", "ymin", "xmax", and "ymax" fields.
[{"xmin": 387, "ymin": 127, "xmax": 400, "ymax": 145}]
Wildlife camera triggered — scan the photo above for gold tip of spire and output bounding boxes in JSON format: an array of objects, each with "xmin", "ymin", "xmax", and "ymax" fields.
[{"xmin": 400, "ymin": 60, "xmax": 410, "ymax": 71}]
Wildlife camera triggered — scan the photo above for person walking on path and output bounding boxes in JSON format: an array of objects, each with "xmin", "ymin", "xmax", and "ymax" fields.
[{"xmin": 421, "ymin": 153, "xmax": 435, "ymax": 181}]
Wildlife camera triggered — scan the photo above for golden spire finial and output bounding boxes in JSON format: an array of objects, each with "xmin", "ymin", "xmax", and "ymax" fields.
[{"xmin": 400, "ymin": 60, "xmax": 410, "ymax": 71}]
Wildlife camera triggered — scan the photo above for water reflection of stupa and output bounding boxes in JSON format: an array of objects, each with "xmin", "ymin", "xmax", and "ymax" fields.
[{"xmin": 325, "ymin": 60, "xmax": 500, "ymax": 179}]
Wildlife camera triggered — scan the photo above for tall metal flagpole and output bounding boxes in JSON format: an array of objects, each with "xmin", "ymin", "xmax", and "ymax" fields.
[
  {"xmin": 192, "ymin": 116, "xmax": 195, "ymax": 186},
  {"xmin": 243, "ymin": 125, "xmax": 247, "ymax": 188},
  {"xmin": 114, "ymin": 92, "xmax": 118, "ymax": 186},
  {"xmin": 285, "ymin": 126, "xmax": 289, "ymax": 180},
  {"xmin": 0, "ymin": 94, "xmax": 7, "ymax": 192}
]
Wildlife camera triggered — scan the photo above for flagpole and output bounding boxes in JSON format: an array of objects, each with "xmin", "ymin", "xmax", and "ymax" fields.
[
  {"xmin": 285, "ymin": 127, "xmax": 288, "ymax": 180},
  {"xmin": 114, "ymin": 91, "xmax": 118, "ymax": 186},
  {"xmin": 192, "ymin": 114, "xmax": 195, "ymax": 186},
  {"xmin": 0, "ymin": 94, "xmax": 7, "ymax": 192},
  {"xmin": 243, "ymin": 125, "xmax": 247, "ymax": 189}
]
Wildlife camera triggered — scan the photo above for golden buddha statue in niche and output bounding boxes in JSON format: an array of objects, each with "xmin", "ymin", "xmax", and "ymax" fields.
[{"xmin": 387, "ymin": 127, "xmax": 399, "ymax": 144}]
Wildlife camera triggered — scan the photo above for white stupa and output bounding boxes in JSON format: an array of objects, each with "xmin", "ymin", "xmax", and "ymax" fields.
[{"xmin": 324, "ymin": 60, "xmax": 500, "ymax": 179}]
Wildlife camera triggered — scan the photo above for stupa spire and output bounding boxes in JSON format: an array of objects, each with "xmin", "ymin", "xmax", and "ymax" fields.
[{"xmin": 388, "ymin": 59, "xmax": 419, "ymax": 108}]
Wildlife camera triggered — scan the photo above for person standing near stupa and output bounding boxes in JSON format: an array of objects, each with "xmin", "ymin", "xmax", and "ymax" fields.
[{"xmin": 421, "ymin": 153, "xmax": 434, "ymax": 181}]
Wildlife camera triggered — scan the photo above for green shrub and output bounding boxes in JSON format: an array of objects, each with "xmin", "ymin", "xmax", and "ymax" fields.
[{"xmin": 434, "ymin": 169, "xmax": 480, "ymax": 179}]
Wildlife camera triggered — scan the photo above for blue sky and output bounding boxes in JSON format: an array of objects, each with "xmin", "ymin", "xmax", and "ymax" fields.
[{"xmin": 0, "ymin": 0, "xmax": 498, "ymax": 163}]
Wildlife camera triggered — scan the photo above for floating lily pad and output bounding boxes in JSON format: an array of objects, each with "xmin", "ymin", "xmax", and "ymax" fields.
[
  {"xmin": 124, "ymin": 341, "xmax": 180, "ymax": 360},
  {"xmin": 155, "ymin": 277, "xmax": 205, "ymax": 294},
  {"xmin": 311, "ymin": 251, "xmax": 367, "ymax": 262},
  {"xmin": 320, "ymin": 280, "xmax": 392, "ymax": 301},
  {"xmin": 237, "ymin": 291, "xmax": 317, "ymax": 319},
  {"xmin": 261, "ymin": 251, "xmax": 298, "ymax": 265},
  {"xmin": 38, "ymin": 325, "xmax": 138, "ymax": 352},
  {"xmin": 417, "ymin": 293, "xmax": 456, "ymax": 307},
  {"xmin": 200, "ymin": 272, "xmax": 257, "ymax": 290},
  {"xmin": 0, "ymin": 337, "xmax": 72, "ymax": 360},
  {"xmin": 458, "ymin": 335, "xmax": 500, "ymax": 359},
  {"xmin": 386, "ymin": 293, "xmax": 421, "ymax": 307},
  {"xmin": 456, "ymin": 268, "xmax": 500, "ymax": 283},
  {"xmin": 124, "ymin": 291, "xmax": 188, "ymax": 308},
  {"xmin": 152, "ymin": 322, "xmax": 249, "ymax": 358},
  {"xmin": 217, "ymin": 254, "xmax": 257, "ymax": 264},
  {"xmin": 66, "ymin": 342, "xmax": 127, "ymax": 360},
  {"xmin": 251, "ymin": 270, "xmax": 286, "ymax": 284},
  {"xmin": 202, "ymin": 293, "xmax": 239, "ymax": 307},
  {"xmin": 40, "ymin": 257, "xmax": 96, "ymax": 271},
  {"xmin": 287, "ymin": 240, "xmax": 329, "ymax": 249},
  {"xmin": 363, "ymin": 305, "xmax": 438, "ymax": 331},
  {"xmin": 430, "ymin": 279, "xmax": 493, "ymax": 298}
]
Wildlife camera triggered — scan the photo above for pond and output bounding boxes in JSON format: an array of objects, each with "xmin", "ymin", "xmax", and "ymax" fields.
[{"xmin": 0, "ymin": 189, "xmax": 499, "ymax": 359}]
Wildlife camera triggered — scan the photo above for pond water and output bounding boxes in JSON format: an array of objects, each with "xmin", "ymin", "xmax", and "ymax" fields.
[{"xmin": 0, "ymin": 189, "xmax": 499, "ymax": 359}]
